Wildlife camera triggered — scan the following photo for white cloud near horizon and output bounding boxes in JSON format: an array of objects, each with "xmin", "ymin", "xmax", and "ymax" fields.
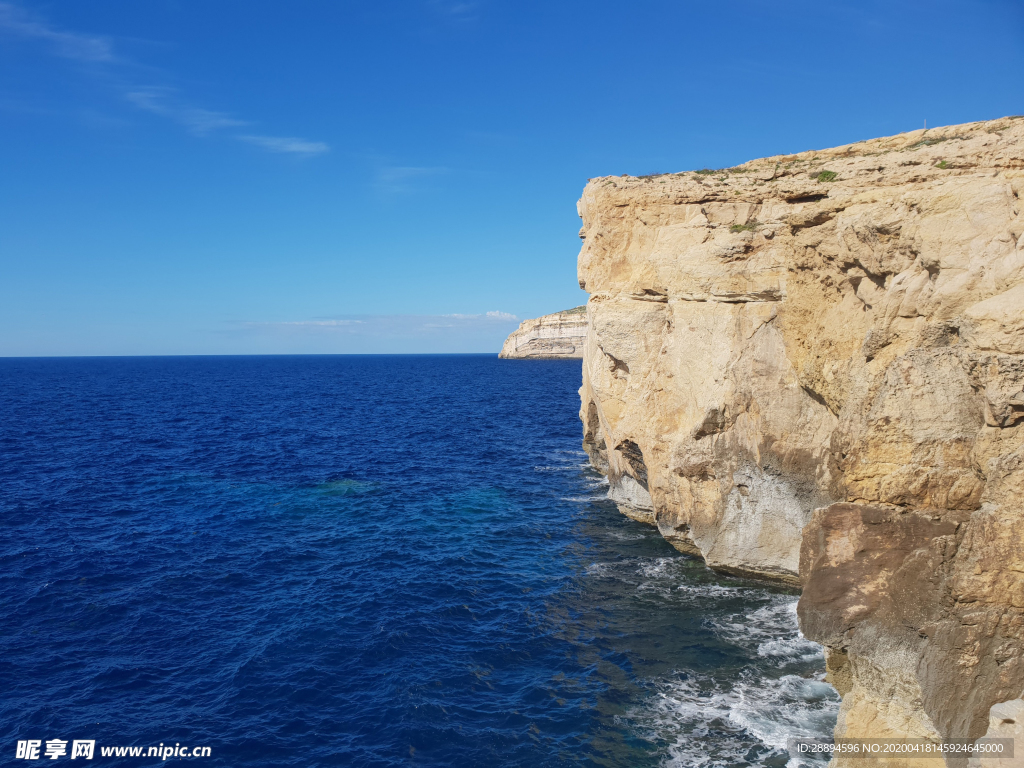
[
  {"xmin": 0, "ymin": 2, "xmax": 328, "ymax": 155},
  {"xmin": 442, "ymin": 311, "xmax": 518, "ymax": 321},
  {"xmin": 253, "ymin": 319, "xmax": 366, "ymax": 327},
  {"xmin": 231, "ymin": 312, "xmax": 520, "ymax": 353},
  {"xmin": 243, "ymin": 312, "xmax": 518, "ymax": 335},
  {"xmin": 229, "ymin": 312, "xmax": 521, "ymax": 354}
]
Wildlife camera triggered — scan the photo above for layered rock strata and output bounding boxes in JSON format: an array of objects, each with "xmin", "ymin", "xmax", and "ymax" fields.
[
  {"xmin": 499, "ymin": 307, "xmax": 587, "ymax": 358},
  {"xmin": 577, "ymin": 117, "xmax": 1024, "ymax": 762}
]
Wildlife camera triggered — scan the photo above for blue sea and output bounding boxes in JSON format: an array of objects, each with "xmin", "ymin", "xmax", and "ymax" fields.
[{"xmin": 1, "ymin": 355, "xmax": 838, "ymax": 767}]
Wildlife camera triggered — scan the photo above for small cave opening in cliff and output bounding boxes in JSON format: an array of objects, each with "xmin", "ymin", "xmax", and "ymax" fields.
[
  {"xmin": 785, "ymin": 192, "xmax": 829, "ymax": 204},
  {"xmin": 585, "ymin": 402, "xmax": 607, "ymax": 451},
  {"xmin": 616, "ymin": 439, "xmax": 649, "ymax": 489}
]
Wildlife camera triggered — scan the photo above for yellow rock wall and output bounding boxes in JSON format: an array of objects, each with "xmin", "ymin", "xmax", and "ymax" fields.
[{"xmin": 576, "ymin": 116, "xmax": 1024, "ymax": 759}]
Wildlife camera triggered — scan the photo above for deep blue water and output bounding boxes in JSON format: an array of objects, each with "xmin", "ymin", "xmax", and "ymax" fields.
[{"xmin": 1, "ymin": 355, "xmax": 837, "ymax": 767}]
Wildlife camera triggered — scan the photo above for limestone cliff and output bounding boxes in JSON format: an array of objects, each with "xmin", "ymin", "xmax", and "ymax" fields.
[
  {"xmin": 499, "ymin": 307, "xmax": 587, "ymax": 358},
  {"xmin": 577, "ymin": 116, "xmax": 1024, "ymax": 762}
]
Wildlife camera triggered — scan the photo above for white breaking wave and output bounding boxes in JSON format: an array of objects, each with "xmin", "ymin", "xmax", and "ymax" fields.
[
  {"xmin": 630, "ymin": 671, "xmax": 838, "ymax": 768},
  {"xmin": 638, "ymin": 556, "xmax": 678, "ymax": 578},
  {"xmin": 711, "ymin": 599, "xmax": 824, "ymax": 667},
  {"xmin": 584, "ymin": 562, "xmax": 614, "ymax": 577},
  {"xmin": 605, "ymin": 530, "xmax": 651, "ymax": 541},
  {"xmin": 633, "ymin": 558, "xmax": 777, "ymax": 602},
  {"xmin": 623, "ymin": 565, "xmax": 838, "ymax": 766}
]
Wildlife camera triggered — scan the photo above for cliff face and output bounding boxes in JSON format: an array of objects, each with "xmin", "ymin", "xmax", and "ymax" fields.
[
  {"xmin": 499, "ymin": 307, "xmax": 587, "ymax": 358},
  {"xmin": 577, "ymin": 117, "xmax": 1024, "ymax": 760}
]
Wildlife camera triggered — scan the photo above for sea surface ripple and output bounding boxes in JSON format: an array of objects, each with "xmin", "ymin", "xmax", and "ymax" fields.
[{"xmin": 0, "ymin": 355, "xmax": 838, "ymax": 766}]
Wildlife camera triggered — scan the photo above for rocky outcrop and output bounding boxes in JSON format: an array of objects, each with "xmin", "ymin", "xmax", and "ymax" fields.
[
  {"xmin": 499, "ymin": 307, "xmax": 587, "ymax": 358},
  {"xmin": 577, "ymin": 116, "xmax": 1024, "ymax": 762}
]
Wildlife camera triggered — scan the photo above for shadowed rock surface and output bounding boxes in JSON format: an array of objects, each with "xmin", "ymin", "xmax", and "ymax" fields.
[
  {"xmin": 576, "ymin": 116, "xmax": 1024, "ymax": 764},
  {"xmin": 499, "ymin": 307, "xmax": 587, "ymax": 358}
]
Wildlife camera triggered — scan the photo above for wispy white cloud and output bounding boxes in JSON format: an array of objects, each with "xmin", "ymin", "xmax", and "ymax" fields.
[
  {"xmin": 0, "ymin": 1, "xmax": 115, "ymax": 63},
  {"xmin": 226, "ymin": 310, "xmax": 520, "ymax": 353},
  {"xmin": 438, "ymin": 2, "xmax": 478, "ymax": 16},
  {"xmin": 443, "ymin": 311, "xmax": 519, "ymax": 321},
  {"xmin": 126, "ymin": 87, "xmax": 249, "ymax": 135},
  {"xmin": 248, "ymin": 319, "xmax": 364, "ymax": 328},
  {"xmin": 375, "ymin": 165, "xmax": 448, "ymax": 194},
  {"xmin": 427, "ymin": 0, "xmax": 481, "ymax": 23},
  {"xmin": 244, "ymin": 312, "xmax": 518, "ymax": 335},
  {"xmin": 240, "ymin": 135, "xmax": 330, "ymax": 156},
  {"xmin": 0, "ymin": 2, "xmax": 328, "ymax": 155},
  {"xmin": 465, "ymin": 129, "xmax": 518, "ymax": 146}
]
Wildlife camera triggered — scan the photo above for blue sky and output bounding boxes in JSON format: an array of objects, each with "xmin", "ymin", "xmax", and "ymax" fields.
[{"xmin": 1, "ymin": 0, "xmax": 1021, "ymax": 355}]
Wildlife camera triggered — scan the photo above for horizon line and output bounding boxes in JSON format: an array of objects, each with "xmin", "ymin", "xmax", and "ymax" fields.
[{"xmin": 0, "ymin": 352, "xmax": 585, "ymax": 360}]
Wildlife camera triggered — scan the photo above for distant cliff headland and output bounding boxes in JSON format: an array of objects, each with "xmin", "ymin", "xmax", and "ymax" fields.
[
  {"xmin": 549, "ymin": 116, "xmax": 1024, "ymax": 763},
  {"xmin": 498, "ymin": 306, "xmax": 587, "ymax": 359}
]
